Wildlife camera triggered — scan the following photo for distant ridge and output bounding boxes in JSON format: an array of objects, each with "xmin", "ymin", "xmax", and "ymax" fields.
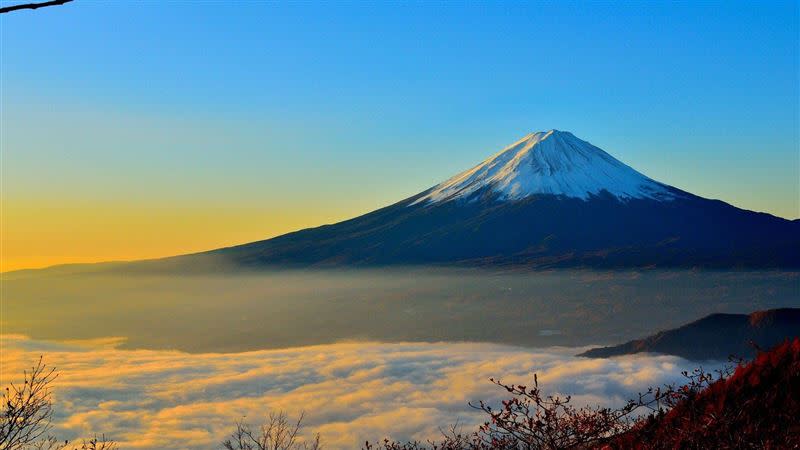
[{"xmin": 579, "ymin": 308, "xmax": 800, "ymax": 360}]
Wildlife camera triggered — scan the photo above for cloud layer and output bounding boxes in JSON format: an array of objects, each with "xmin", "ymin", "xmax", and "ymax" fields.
[{"xmin": 1, "ymin": 335, "xmax": 713, "ymax": 449}]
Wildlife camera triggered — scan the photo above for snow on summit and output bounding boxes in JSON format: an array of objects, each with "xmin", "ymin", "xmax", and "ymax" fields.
[{"xmin": 414, "ymin": 130, "xmax": 677, "ymax": 205}]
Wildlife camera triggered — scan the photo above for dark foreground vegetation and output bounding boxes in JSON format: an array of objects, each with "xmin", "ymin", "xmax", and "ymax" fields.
[
  {"xmin": 0, "ymin": 357, "xmax": 116, "ymax": 450},
  {"xmin": 613, "ymin": 338, "xmax": 800, "ymax": 449},
  {"xmin": 3, "ymin": 340, "xmax": 798, "ymax": 450}
]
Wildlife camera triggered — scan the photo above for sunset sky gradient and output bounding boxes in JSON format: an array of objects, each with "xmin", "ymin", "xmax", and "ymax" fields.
[{"xmin": 1, "ymin": 1, "xmax": 798, "ymax": 271}]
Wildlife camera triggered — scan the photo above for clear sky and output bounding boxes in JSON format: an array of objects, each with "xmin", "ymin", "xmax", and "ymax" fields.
[{"xmin": 1, "ymin": 1, "xmax": 798, "ymax": 271}]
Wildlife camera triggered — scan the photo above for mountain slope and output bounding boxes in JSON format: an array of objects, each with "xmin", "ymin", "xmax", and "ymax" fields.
[
  {"xmin": 579, "ymin": 308, "xmax": 800, "ymax": 360},
  {"xmin": 614, "ymin": 338, "xmax": 800, "ymax": 448}
]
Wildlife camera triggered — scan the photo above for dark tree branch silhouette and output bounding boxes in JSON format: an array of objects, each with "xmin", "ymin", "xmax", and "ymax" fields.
[
  {"xmin": 223, "ymin": 411, "xmax": 321, "ymax": 450},
  {"xmin": 1, "ymin": 357, "xmax": 116, "ymax": 450},
  {"xmin": 0, "ymin": 357, "xmax": 57, "ymax": 450},
  {"xmin": 0, "ymin": 0, "xmax": 73, "ymax": 14}
]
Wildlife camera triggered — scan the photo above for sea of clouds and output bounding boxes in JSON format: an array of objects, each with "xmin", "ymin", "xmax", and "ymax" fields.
[{"xmin": 1, "ymin": 335, "xmax": 719, "ymax": 449}]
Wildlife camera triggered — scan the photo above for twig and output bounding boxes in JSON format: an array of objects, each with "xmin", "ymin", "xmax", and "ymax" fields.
[{"xmin": 0, "ymin": 0, "xmax": 74, "ymax": 14}]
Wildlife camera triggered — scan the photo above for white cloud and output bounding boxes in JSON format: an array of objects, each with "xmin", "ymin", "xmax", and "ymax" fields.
[{"xmin": 0, "ymin": 336, "xmax": 713, "ymax": 449}]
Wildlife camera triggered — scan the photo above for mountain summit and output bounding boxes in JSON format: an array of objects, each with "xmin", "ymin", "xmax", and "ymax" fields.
[
  {"xmin": 140, "ymin": 130, "xmax": 800, "ymax": 270},
  {"xmin": 415, "ymin": 130, "xmax": 675, "ymax": 204}
]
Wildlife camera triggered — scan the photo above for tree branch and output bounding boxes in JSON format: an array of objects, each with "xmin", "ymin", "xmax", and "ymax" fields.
[{"xmin": 0, "ymin": 0, "xmax": 73, "ymax": 14}]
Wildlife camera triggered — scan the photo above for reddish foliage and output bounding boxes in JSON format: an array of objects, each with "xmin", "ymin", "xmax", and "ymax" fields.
[{"xmin": 612, "ymin": 338, "xmax": 800, "ymax": 449}]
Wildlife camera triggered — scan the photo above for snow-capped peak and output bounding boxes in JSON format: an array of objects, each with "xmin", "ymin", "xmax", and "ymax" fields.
[{"xmin": 413, "ymin": 130, "xmax": 677, "ymax": 205}]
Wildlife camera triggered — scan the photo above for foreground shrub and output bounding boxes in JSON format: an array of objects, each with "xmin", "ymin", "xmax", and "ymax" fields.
[
  {"xmin": 365, "ymin": 374, "xmax": 666, "ymax": 450},
  {"xmin": 1, "ymin": 357, "xmax": 57, "ymax": 450},
  {"xmin": 222, "ymin": 411, "xmax": 321, "ymax": 450}
]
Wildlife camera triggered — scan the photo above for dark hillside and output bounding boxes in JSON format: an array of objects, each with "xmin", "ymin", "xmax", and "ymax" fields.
[
  {"xmin": 612, "ymin": 338, "xmax": 800, "ymax": 449},
  {"xmin": 580, "ymin": 308, "xmax": 800, "ymax": 360}
]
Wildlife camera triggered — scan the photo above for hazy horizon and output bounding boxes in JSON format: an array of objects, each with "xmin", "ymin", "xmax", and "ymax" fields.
[{"xmin": 5, "ymin": 268, "xmax": 797, "ymax": 353}]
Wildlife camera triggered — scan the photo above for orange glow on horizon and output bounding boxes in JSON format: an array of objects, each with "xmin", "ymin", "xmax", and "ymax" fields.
[{"xmin": 1, "ymin": 200, "xmax": 364, "ymax": 272}]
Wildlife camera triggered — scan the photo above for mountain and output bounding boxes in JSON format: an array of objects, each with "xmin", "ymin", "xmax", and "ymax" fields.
[
  {"xmin": 19, "ymin": 129, "xmax": 791, "ymax": 276},
  {"xmin": 578, "ymin": 308, "xmax": 800, "ymax": 360},
  {"xmin": 181, "ymin": 129, "xmax": 797, "ymax": 270}
]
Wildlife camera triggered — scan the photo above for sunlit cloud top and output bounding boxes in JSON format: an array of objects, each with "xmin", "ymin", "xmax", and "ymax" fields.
[{"xmin": 1, "ymin": 335, "xmax": 715, "ymax": 449}]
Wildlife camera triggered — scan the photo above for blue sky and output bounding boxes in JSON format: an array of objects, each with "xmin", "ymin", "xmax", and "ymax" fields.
[{"xmin": 1, "ymin": 1, "xmax": 798, "ymax": 269}]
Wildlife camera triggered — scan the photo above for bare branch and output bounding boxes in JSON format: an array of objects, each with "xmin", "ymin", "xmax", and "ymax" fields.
[
  {"xmin": 0, "ymin": 0, "xmax": 73, "ymax": 14},
  {"xmin": 222, "ymin": 411, "xmax": 321, "ymax": 450},
  {"xmin": 0, "ymin": 357, "xmax": 116, "ymax": 450},
  {"xmin": 0, "ymin": 356, "xmax": 58, "ymax": 450}
]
